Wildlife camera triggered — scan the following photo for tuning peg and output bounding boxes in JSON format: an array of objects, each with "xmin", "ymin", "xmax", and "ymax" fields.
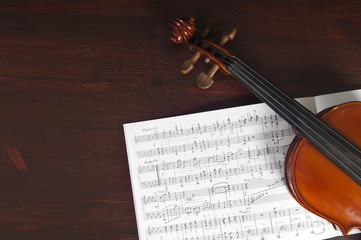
[
  {"xmin": 180, "ymin": 18, "xmax": 218, "ymax": 74},
  {"xmin": 196, "ymin": 65, "xmax": 218, "ymax": 89},
  {"xmin": 180, "ymin": 52, "xmax": 201, "ymax": 74},
  {"xmin": 197, "ymin": 27, "xmax": 237, "ymax": 89},
  {"xmin": 199, "ymin": 18, "xmax": 218, "ymax": 38},
  {"xmin": 219, "ymin": 27, "xmax": 237, "ymax": 45}
]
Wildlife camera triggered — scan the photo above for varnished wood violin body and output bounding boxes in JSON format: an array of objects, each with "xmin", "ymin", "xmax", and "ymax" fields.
[
  {"xmin": 285, "ymin": 102, "xmax": 361, "ymax": 235},
  {"xmin": 170, "ymin": 17, "xmax": 361, "ymax": 235}
]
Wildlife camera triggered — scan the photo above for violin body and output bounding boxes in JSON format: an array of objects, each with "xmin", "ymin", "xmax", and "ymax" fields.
[{"xmin": 285, "ymin": 102, "xmax": 361, "ymax": 235}]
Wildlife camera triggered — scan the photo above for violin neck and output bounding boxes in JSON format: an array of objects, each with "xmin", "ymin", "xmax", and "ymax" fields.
[{"xmin": 226, "ymin": 57, "xmax": 361, "ymax": 185}]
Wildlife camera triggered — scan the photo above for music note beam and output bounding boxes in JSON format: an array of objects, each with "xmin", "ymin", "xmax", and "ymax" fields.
[{"xmin": 124, "ymin": 102, "xmax": 348, "ymax": 240}]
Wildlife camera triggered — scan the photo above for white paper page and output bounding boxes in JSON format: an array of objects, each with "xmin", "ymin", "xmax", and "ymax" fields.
[
  {"xmin": 124, "ymin": 102, "xmax": 342, "ymax": 240},
  {"xmin": 315, "ymin": 89, "xmax": 361, "ymax": 112},
  {"xmin": 296, "ymin": 96, "xmax": 317, "ymax": 114}
]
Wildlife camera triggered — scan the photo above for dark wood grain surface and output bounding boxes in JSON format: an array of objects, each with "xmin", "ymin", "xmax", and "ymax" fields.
[{"xmin": 0, "ymin": 0, "xmax": 360, "ymax": 239}]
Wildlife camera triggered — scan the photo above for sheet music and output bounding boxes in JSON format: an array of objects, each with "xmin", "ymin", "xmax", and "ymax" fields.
[{"xmin": 124, "ymin": 90, "xmax": 361, "ymax": 240}]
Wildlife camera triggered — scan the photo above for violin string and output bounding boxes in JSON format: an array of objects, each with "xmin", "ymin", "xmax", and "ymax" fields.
[{"xmin": 226, "ymin": 58, "xmax": 361, "ymax": 182}]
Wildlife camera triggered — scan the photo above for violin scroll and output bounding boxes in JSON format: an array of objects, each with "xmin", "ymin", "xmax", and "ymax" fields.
[{"xmin": 169, "ymin": 17, "xmax": 197, "ymax": 44}]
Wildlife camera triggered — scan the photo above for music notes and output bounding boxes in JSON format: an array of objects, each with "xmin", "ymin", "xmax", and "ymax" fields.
[{"xmin": 124, "ymin": 102, "xmax": 350, "ymax": 240}]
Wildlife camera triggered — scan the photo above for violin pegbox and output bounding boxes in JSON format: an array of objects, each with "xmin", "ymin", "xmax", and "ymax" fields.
[
  {"xmin": 170, "ymin": 17, "xmax": 236, "ymax": 89},
  {"xmin": 197, "ymin": 28, "xmax": 237, "ymax": 89},
  {"xmin": 180, "ymin": 18, "xmax": 218, "ymax": 74}
]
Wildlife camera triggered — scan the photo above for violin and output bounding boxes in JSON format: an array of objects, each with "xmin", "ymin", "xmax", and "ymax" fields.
[{"xmin": 169, "ymin": 17, "xmax": 361, "ymax": 235}]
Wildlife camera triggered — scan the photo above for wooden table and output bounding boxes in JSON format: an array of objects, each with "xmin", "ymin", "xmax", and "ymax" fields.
[{"xmin": 0, "ymin": 1, "xmax": 360, "ymax": 239}]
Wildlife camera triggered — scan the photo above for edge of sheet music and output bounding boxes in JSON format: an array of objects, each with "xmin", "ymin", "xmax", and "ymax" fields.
[{"xmin": 124, "ymin": 89, "xmax": 361, "ymax": 240}]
